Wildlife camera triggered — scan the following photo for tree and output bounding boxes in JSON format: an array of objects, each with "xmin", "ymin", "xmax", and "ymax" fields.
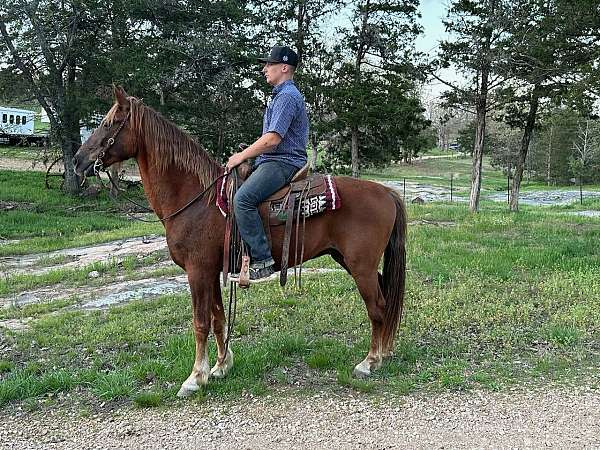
[
  {"xmin": 330, "ymin": 0, "xmax": 423, "ymax": 177},
  {"xmin": 499, "ymin": 0, "xmax": 600, "ymax": 211},
  {"xmin": 525, "ymin": 107, "xmax": 579, "ymax": 184},
  {"xmin": 570, "ymin": 119, "xmax": 600, "ymax": 183},
  {"xmin": 437, "ymin": 0, "xmax": 512, "ymax": 212},
  {"xmin": 0, "ymin": 1, "xmax": 111, "ymax": 193}
]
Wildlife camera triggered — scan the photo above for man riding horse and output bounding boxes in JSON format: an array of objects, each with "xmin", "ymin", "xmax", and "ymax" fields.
[{"xmin": 226, "ymin": 45, "xmax": 309, "ymax": 281}]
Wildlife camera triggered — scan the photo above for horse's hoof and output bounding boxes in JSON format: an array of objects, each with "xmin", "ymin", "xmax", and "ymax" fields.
[
  {"xmin": 210, "ymin": 349, "xmax": 234, "ymax": 379},
  {"xmin": 176, "ymin": 384, "xmax": 199, "ymax": 398},
  {"xmin": 353, "ymin": 361, "xmax": 371, "ymax": 378},
  {"xmin": 176, "ymin": 373, "xmax": 206, "ymax": 397}
]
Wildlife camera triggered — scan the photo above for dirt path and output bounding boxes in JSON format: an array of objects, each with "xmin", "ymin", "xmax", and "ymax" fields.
[
  {"xmin": 1, "ymin": 387, "xmax": 599, "ymax": 449},
  {"xmin": 0, "ymin": 157, "xmax": 57, "ymax": 173}
]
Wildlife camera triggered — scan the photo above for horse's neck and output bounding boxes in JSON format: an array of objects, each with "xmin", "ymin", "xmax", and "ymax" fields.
[{"xmin": 135, "ymin": 149, "xmax": 209, "ymax": 220}]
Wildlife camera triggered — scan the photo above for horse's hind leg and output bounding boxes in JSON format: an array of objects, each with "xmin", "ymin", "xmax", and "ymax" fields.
[
  {"xmin": 210, "ymin": 279, "xmax": 233, "ymax": 378},
  {"xmin": 331, "ymin": 252, "xmax": 385, "ymax": 376},
  {"xmin": 351, "ymin": 270, "xmax": 387, "ymax": 378}
]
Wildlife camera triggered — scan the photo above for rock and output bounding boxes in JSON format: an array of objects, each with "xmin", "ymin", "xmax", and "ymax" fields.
[
  {"xmin": 88, "ymin": 271, "xmax": 100, "ymax": 278},
  {"xmin": 81, "ymin": 185, "xmax": 102, "ymax": 198},
  {"xmin": 411, "ymin": 196, "xmax": 425, "ymax": 204}
]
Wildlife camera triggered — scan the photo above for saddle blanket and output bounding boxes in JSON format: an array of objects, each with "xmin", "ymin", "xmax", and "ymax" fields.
[{"xmin": 216, "ymin": 173, "xmax": 341, "ymax": 218}]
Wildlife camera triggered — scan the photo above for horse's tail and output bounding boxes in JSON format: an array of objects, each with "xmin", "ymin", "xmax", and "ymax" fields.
[{"xmin": 380, "ymin": 188, "xmax": 407, "ymax": 353}]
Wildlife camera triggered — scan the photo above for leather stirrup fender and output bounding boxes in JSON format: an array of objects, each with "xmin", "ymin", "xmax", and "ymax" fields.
[{"xmin": 279, "ymin": 193, "xmax": 296, "ymax": 287}]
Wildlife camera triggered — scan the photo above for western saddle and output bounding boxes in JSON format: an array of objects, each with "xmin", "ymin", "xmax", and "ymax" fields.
[{"xmin": 223, "ymin": 161, "xmax": 329, "ymax": 288}]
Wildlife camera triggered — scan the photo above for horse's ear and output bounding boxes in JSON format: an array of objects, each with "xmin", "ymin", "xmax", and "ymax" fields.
[{"xmin": 112, "ymin": 84, "xmax": 129, "ymax": 107}]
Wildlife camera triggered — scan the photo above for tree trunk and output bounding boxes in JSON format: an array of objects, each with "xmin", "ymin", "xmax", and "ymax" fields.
[
  {"xmin": 61, "ymin": 61, "xmax": 82, "ymax": 195},
  {"xmin": 310, "ymin": 132, "xmax": 318, "ymax": 171},
  {"xmin": 351, "ymin": 127, "xmax": 359, "ymax": 178},
  {"xmin": 468, "ymin": 68, "xmax": 490, "ymax": 212},
  {"xmin": 60, "ymin": 129, "xmax": 82, "ymax": 194},
  {"xmin": 217, "ymin": 125, "xmax": 224, "ymax": 158},
  {"xmin": 546, "ymin": 124, "xmax": 553, "ymax": 186},
  {"xmin": 510, "ymin": 88, "xmax": 540, "ymax": 212}
]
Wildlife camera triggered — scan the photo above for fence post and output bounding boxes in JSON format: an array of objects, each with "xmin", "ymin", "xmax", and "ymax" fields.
[
  {"xmin": 403, "ymin": 177, "xmax": 406, "ymax": 202},
  {"xmin": 580, "ymin": 177, "xmax": 583, "ymax": 205},
  {"xmin": 450, "ymin": 174, "xmax": 453, "ymax": 203}
]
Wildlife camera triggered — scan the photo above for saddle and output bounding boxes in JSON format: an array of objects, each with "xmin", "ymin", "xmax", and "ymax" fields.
[{"xmin": 222, "ymin": 161, "xmax": 331, "ymax": 288}]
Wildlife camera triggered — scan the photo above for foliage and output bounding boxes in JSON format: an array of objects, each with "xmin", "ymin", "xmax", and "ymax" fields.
[
  {"xmin": 325, "ymin": 0, "xmax": 426, "ymax": 176},
  {"xmin": 494, "ymin": 0, "xmax": 600, "ymax": 210}
]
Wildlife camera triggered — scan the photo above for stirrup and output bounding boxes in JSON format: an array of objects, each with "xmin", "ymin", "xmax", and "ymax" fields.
[{"xmin": 238, "ymin": 256, "xmax": 250, "ymax": 288}]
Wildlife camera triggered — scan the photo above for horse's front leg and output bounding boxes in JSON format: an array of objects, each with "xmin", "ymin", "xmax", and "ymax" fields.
[
  {"xmin": 210, "ymin": 278, "xmax": 234, "ymax": 378},
  {"xmin": 177, "ymin": 271, "xmax": 213, "ymax": 398}
]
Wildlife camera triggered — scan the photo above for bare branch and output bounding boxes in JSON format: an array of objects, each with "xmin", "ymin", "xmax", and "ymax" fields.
[
  {"xmin": 25, "ymin": 0, "xmax": 60, "ymax": 78},
  {"xmin": 428, "ymin": 70, "xmax": 472, "ymax": 98},
  {"xmin": 0, "ymin": 18, "xmax": 60, "ymax": 129}
]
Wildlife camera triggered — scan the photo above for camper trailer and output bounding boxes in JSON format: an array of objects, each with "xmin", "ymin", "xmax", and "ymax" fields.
[{"xmin": 0, "ymin": 106, "xmax": 47, "ymax": 145}]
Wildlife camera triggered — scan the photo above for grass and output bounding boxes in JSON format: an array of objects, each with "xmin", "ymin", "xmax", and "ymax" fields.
[
  {"xmin": 2, "ymin": 205, "xmax": 599, "ymax": 407},
  {"xmin": 362, "ymin": 156, "xmax": 586, "ymax": 197},
  {"xmin": 0, "ymin": 170, "xmax": 162, "ymax": 255},
  {"xmin": 0, "ymin": 146, "xmax": 44, "ymax": 160},
  {"xmin": 1, "ymin": 163, "xmax": 599, "ymax": 409}
]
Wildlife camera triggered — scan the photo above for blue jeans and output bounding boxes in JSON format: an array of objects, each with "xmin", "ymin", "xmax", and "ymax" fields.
[{"xmin": 233, "ymin": 161, "xmax": 298, "ymax": 264}]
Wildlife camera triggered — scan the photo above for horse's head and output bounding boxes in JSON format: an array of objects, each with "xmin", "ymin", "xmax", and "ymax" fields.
[{"xmin": 73, "ymin": 85, "xmax": 137, "ymax": 177}]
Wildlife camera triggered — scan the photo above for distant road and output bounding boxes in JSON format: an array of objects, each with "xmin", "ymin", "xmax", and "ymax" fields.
[
  {"xmin": 415, "ymin": 153, "xmax": 463, "ymax": 161},
  {"xmin": 0, "ymin": 156, "xmax": 58, "ymax": 172}
]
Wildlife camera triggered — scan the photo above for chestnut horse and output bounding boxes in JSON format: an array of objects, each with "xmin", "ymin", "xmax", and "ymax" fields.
[{"xmin": 73, "ymin": 86, "xmax": 407, "ymax": 397}]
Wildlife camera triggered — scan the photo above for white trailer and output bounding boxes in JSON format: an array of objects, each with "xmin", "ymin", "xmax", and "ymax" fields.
[{"xmin": 0, "ymin": 106, "xmax": 47, "ymax": 145}]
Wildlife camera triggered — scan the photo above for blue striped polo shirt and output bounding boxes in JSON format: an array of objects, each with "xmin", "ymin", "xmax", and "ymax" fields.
[{"xmin": 256, "ymin": 79, "xmax": 309, "ymax": 169}]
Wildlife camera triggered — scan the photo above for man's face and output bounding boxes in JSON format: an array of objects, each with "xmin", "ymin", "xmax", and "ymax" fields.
[{"xmin": 262, "ymin": 62, "xmax": 286, "ymax": 86}]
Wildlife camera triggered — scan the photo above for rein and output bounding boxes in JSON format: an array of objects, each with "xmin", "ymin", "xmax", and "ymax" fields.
[{"xmin": 102, "ymin": 169, "xmax": 227, "ymax": 223}]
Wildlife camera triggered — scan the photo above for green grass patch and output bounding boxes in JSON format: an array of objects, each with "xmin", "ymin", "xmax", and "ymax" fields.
[
  {"xmin": 0, "ymin": 360, "xmax": 14, "ymax": 374},
  {"xmin": 0, "ymin": 298, "xmax": 77, "ymax": 321},
  {"xmin": 0, "ymin": 170, "xmax": 162, "ymax": 255},
  {"xmin": 0, "ymin": 146, "xmax": 42, "ymax": 160},
  {"xmin": 337, "ymin": 369, "xmax": 376, "ymax": 393},
  {"xmin": 93, "ymin": 372, "xmax": 135, "ymax": 400},
  {"xmin": 133, "ymin": 391, "xmax": 164, "ymax": 408}
]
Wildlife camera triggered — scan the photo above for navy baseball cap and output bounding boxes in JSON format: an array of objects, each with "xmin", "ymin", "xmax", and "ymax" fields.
[{"xmin": 257, "ymin": 46, "xmax": 299, "ymax": 67}]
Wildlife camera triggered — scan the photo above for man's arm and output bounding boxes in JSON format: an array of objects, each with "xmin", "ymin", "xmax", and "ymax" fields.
[{"xmin": 226, "ymin": 132, "xmax": 282, "ymax": 170}]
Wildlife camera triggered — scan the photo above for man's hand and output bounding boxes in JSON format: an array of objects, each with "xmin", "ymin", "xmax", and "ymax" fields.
[{"xmin": 226, "ymin": 152, "xmax": 246, "ymax": 171}]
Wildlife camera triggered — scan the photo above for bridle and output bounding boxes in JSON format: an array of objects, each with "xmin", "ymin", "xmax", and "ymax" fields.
[{"xmin": 93, "ymin": 111, "xmax": 131, "ymax": 176}]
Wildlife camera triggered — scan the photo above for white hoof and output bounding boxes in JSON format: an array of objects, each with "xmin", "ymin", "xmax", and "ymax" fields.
[
  {"xmin": 177, "ymin": 382, "xmax": 199, "ymax": 398},
  {"xmin": 353, "ymin": 360, "xmax": 372, "ymax": 378},
  {"xmin": 210, "ymin": 349, "xmax": 234, "ymax": 379},
  {"xmin": 177, "ymin": 372, "xmax": 208, "ymax": 397}
]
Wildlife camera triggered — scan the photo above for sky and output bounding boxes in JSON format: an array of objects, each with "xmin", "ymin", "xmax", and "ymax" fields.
[
  {"xmin": 415, "ymin": 0, "xmax": 448, "ymax": 56},
  {"xmin": 415, "ymin": 0, "xmax": 456, "ymax": 102}
]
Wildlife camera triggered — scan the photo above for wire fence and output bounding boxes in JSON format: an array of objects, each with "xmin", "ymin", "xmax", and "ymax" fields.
[{"xmin": 389, "ymin": 174, "xmax": 600, "ymax": 207}]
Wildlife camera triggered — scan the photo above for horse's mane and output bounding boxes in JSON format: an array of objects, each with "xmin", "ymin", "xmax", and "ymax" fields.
[{"xmin": 103, "ymin": 97, "xmax": 222, "ymax": 200}]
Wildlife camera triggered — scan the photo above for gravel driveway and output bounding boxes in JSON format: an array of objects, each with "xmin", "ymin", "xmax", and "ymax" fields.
[{"xmin": 2, "ymin": 386, "xmax": 599, "ymax": 449}]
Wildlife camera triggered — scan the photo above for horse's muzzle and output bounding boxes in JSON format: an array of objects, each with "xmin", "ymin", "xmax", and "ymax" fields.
[{"xmin": 72, "ymin": 153, "xmax": 95, "ymax": 177}]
